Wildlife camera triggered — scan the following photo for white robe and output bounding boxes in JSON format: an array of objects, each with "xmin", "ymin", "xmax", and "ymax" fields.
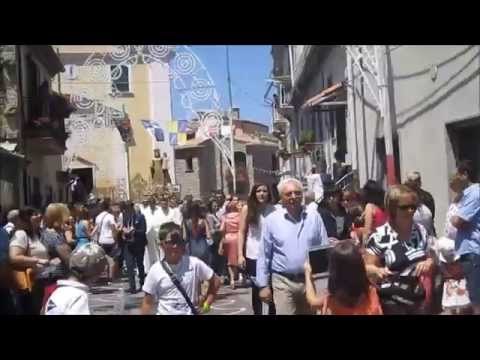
[{"xmin": 142, "ymin": 206, "xmax": 175, "ymax": 272}]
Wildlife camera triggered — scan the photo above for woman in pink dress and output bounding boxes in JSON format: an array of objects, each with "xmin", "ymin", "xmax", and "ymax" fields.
[
  {"xmin": 361, "ymin": 180, "xmax": 388, "ymax": 244},
  {"xmin": 219, "ymin": 196, "xmax": 241, "ymax": 289}
]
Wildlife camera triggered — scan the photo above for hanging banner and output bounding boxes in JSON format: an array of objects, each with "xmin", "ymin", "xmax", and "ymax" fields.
[
  {"xmin": 169, "ymin": 133, "xmax": 177, "ymax": 145},
  {"xmin": 154, "ymin": 128, "xmax": 165, "ymax": 142},
  {"xmin": 168, "ymin": 120, "xmax": 178, "ymax": 133},
  {"xmin": 178, "ymin": 120, "xmax": 189, "ymax": 133},
  {"xmin": 177, "ymin": 133, "xmax": 187, "ymax": 145}
]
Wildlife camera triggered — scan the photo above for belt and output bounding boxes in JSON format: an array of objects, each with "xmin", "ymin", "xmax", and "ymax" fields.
[{"xmin": 272, "ymin": 271, "xmax": 305, "ymax": 282}]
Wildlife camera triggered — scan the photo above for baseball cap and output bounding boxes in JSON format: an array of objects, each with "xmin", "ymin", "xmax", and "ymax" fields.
[
  {"xmin": 436, "ymin": 237, "xmax": 457, "ymax": 263},
  {"xmin": 69, "ymin": 243, "xmax": 108, "ymax": 279}
]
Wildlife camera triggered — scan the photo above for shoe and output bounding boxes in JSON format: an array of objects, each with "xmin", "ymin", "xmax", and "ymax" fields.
[
  {"xmin": 127, "ymin": 288, "xmax": 137, "ymax": 294},
  {"xmin": 230, "ymin": 281, "xmax": 235, "ymax": 290}
]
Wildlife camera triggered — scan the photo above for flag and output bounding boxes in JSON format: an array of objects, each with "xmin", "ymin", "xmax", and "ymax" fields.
[
  {"xmin": 154, "ymin": 128, "xmax": 164, "ymax": 142},
  {"xmin": 169, "ymin": 133, "xmax": 177, "ymax": 145},
  {"xmin": 178, "ymin": 133, "xmax": 187, "ymax": 145},
  {"xmin": 141, "ymin": 120, "xmax": 153, "ymax": 129},
  {"xmin": 178, "ymin": 120, "xmax": 189, "ymax": 133},
  {"xmin": 168, "ymin": 120, "xmax": 178, "ymax": 133}
]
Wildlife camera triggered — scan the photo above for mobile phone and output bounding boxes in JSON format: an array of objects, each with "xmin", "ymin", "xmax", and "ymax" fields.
[{"xmin": 308, "ymin": 245, "xmax": 333, "ymax": 275}]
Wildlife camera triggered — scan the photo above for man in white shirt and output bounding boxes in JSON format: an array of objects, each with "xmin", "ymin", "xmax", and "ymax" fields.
[
  {"xmin": 306, "ymin": 166, "xmax": 324, "ymax": 203},
  {"xmin": 141, "ymin": 222, "xmax": 220, "ymax": 315},
  {"xmin": 44, "ymin": 243, "xmax": 108, "ymax": 315},
  {"xmin": 93, "ymin": 199, "xmax": 118, "ymax": 281}
]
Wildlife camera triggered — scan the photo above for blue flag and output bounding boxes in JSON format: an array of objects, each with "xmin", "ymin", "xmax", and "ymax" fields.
[
  {"xmin": 141, "ymin": 120, "xmax": 153, "ymax": 129},
  {"xmin": 178, "ymin": 120, "xmax": 189, "ymax": 133},
  {"xmin": 154, "ymin": 128, "xmax": 164, "ymax": 142}
]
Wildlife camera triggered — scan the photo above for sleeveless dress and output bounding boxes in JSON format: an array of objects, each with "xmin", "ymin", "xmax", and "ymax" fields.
[{"xmin": 222, "ymin": 212, "xmax": 240, "ymax": 266}]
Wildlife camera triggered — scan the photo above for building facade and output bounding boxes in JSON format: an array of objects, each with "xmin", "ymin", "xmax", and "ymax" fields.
[
  {"xmin": 348, "ymin": 45, "xmax": 480, "ymax": 233},
  {"xmin": 270, "ymin": 45, "xmax": 349, "ymax": 185},
  {"xmin": 1, "ymin": 45, "xmax": 71, "ymax": 212},
  {"xmin": 53, "ymin": 46, "xmax": 174, "ymax": 202},
  {"xmin": 174, "ymin": 117, "xmax": 279, "ymax": 200}
]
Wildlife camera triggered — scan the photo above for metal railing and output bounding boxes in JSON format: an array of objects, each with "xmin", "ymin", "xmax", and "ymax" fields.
[{"xmin": 335, "ymin": 171, "xmax": 355, "ymax": 191}]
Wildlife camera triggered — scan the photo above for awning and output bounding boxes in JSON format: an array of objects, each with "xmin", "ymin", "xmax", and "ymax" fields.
[{"xmin": 301, "ymin": 82, "xmax": 345, "ymax": 109}]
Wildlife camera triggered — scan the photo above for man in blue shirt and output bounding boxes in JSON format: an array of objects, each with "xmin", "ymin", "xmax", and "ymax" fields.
[
  {"xmin": 452, "ymin": 160, "xmax": 480, "ymax": 314},
  {"xmin": 257, "ymin": 178, "xmax": 329, "ymax": 315}
]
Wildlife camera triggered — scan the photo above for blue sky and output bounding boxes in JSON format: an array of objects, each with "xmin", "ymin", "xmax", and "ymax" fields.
[{"xmin": 171, "ymin": 45, "xmax": 273, "ymax": 128}]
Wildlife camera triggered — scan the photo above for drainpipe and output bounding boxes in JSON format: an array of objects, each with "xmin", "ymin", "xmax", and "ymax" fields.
[
  {"xmin": 376, "ymin": 45, "xmax": 397, "ymax": 185},
  {"xmin": 346, "ymin": 51, "xmax": 358, "ymax": 172}
]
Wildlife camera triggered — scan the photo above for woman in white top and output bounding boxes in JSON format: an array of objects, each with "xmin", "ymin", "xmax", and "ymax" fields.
[
  {"xmin": 9, "ymin": 208, "xmax": 50, "ymax": 314},
  {"xmin": 238, "ymin": 183, "xmax": 276, "ymax": 315}
]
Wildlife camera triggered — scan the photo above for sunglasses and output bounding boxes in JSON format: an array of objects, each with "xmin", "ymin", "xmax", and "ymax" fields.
[
  {"xmin": 397, "ymin": 203, "xmax": 417, "ymax": 211},
  {"xmin": 164, "ymin": 231, "xmax": 185, "ymax": 246}
]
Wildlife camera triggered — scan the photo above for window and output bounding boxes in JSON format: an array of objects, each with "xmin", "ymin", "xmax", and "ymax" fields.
[
  {"xmin": 65, "ymin": 65, "xmax": 77, "ymax": 80},
  {"xmin": 110, "ymin": 65, "xmax": 131, "ymax": 93},
  {"xmin": 186, "ymin": 157, "xmax": 193, "ymax": 172}
]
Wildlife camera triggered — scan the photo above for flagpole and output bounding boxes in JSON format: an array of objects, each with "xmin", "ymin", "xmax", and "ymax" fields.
[
  {"xmin": 123, "ymin": 104, "xmax": 132, "ymax": 200},
  {"xmin": 226, "ymin": 45, "xmax": 236, "ymax": 195}
]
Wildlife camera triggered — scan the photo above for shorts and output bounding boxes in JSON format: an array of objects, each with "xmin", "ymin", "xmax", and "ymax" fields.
[
  {"xmin": 100, "ymin": 243, "xmax": 121, "ymax": 260},
  {"xmin": 460, "ymin": 253, "xmax": 480, "ymax": 305}
]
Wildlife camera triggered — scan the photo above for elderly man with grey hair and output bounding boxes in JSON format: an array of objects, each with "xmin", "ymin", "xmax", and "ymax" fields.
[
  {"xmin": 257, "ymin": 177, "xmax": 329, "ymax": 314},
  {"xmin": 406, "ymin": 171, "xmax": 435, "ymax": 221},
  {"xmin": 3, "ymin": 209, "xmax": 19, "ymax": 237}
]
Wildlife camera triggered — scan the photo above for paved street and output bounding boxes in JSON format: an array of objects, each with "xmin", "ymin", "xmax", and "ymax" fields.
[
  {"xmin": 89, "ymin": 276, "xmax": 254, "ymax": 315},
  {"xmin": 89, "ymin": 274, "xmax": 328, "ymax": 315}
]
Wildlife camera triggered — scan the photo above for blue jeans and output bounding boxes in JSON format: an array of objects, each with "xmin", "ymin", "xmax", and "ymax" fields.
[{"xmin": 460, "ymin": 253, "xmax": 480, "ymax": 305}]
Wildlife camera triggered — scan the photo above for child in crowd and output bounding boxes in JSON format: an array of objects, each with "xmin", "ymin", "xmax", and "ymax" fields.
[
  {"xmin": 304, "ymin": 240, "xmax": 383, "ymax": 315},
  {"xmin": 43, "ymin": 243, "xmax": 108, "ymax": 315}
]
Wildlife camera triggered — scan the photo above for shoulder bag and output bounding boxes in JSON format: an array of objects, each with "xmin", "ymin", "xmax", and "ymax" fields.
[
  {"xmin": 11, "ymin": 235, "xmax": 34, "ymax": 292},
  {"xmin": 160, "ymin": 259, "xmax": 199, "ymax": 315}
]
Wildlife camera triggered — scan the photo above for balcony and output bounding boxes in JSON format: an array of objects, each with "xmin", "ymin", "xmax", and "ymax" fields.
[
  {"xmin": 24, "ymin": 93, "xmax": 74, "ymax": 156},
  {"xmin": 24, "ymin": 118, "xmax": 69, "ymax": 155}
]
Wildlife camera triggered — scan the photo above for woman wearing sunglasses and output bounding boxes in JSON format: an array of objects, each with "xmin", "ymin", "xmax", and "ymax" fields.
[{"xmin": 364, "ymin": 185, "xmax": 435, "ymax": 314}]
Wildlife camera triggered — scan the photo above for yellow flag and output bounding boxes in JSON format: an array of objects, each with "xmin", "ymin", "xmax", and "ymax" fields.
[
  {"xmin": 168, "ymin": 121, "xmax": 178, "ymax": 133},
  {"xmin": 178, "ymin": 133, "xmax": 187, "ymax": 145}
]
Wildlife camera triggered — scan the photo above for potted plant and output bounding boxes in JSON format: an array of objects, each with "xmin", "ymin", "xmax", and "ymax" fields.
[{"xmin": 298, "ymin": 130, "xmax": 315, "ymax": 152}]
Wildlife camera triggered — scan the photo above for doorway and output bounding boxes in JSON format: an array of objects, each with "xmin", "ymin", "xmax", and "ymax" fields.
[
  {"xmin": 71, "ymin": 167, "xmax": 94, "ymax": 195},
  {"xmin": 447, "ymin": 117, "xmax": 480, "ymax": 181}
]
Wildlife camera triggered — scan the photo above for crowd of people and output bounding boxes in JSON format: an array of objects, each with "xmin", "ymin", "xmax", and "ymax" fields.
[{"xmin": 0, "ymin": 158, "xmax": 479, "ymax": 315}]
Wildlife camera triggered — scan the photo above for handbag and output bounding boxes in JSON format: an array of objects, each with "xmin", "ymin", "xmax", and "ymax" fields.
[
  {"xmin": 11, "ymin": 236, "xmax": 34, "ymax": 292},
  {"xmin": 11, "ymin": 267, "xmax": 34, "ymax": 292},
  {"xmin": 160, "ymin": 259, "xmax": 199, "ymax": 315},
  {"xmin": 377, "ymin": 272, "xmax": 426, "ymax": 307}
]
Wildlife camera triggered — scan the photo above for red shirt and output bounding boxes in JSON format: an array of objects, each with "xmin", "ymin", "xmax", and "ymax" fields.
[{"xmin": 324, "ymin": 286, "xmax": 383, "ymax": 315}]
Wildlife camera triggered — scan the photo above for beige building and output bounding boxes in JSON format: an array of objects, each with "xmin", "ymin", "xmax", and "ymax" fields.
[{"xmin": 53, "ymin": 46, "xmax": 174, "ymax": 201}]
